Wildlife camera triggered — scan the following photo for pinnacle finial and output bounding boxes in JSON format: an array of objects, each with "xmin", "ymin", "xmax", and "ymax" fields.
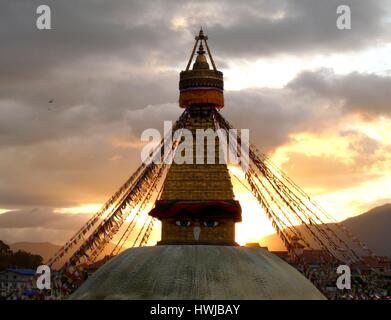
[{"xmin": 195, "ymin": 27, "xmax": 208, "ymax": 40}]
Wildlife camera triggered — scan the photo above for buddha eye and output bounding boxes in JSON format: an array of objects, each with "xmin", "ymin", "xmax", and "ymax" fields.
[
  {"xmin": 203, "ymin": 221, "xmax": 219, "ymax": 227},
  {"xmin": 176, "ymin": 220, "xmax": 191, "ymax": 227}
]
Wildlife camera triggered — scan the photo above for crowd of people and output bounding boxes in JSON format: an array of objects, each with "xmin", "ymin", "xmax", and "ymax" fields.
[{"xmin": 293, "ymin": 258, "xmax": 390, "ymax": 300}]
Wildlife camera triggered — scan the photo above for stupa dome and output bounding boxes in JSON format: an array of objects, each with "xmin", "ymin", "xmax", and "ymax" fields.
[{"xmin": 70, "ymin": 245, "xmax": 325, "ymax": 300}]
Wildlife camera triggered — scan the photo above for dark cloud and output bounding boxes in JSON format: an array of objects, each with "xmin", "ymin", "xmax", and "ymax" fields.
[
  {"xmin": 0, "ymin": 208, "xmax": 91, "ymax": 244},
  {"xmin": 0, "ymin": 1, "xmax": 181, "ymax": 80},
  {"xmin": 222, "ymin": 86, "xmax": 340, "ymax": 151},
  {"xmin": 1, "ymin": 0, "xmax": 389, "ymax": 81},
  {"xmin": 0, "ymin": 0, "xmax": 390, "ymax": 149},
  {"xmin": 208, "ymin": 0, "xmax": 389, "ymax": 58},
  {"xmin": 0, "ymin": 70, "xmax": 178, "ymax": 147},
  {"xmin": 288, "ymin": 69, "xmax": 391, "ymax": 118},
  {"xmin": 0, "ymin": 208, "xmax": 89, "ymax": 230}
]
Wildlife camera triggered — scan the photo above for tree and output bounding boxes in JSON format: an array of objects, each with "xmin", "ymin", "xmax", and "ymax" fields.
[
  {"xmin": 0, "ymin": 240, "xmax": 12, "ymax": 270},
  {"xmin": 8, "ymin": 250, "xmax": 43, "ymax": 269},
  {"xmin": 0, "ymin": 240, "xmax": 43, "ymax": 270},
  {"xmin": 0, "ymin": 240, "xmax": 11, "ymax": 255}
]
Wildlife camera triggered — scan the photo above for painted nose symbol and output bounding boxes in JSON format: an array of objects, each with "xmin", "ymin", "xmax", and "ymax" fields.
[{"xmin": 193, "ymin": 226, "xmax": 201, "ymax": 240}]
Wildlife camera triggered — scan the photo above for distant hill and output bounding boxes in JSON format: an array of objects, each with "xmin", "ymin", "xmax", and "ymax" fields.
[
  {"xmin": 342, "ymin": 204, "xmax": 391, "ymax": 256},
  {"xmin": 9, "ymin": 242, "xmax": 61, "ymax": 262},
  {"xmin": 260, "ymin": 203, "xmax": 391, "ymax": 256}
]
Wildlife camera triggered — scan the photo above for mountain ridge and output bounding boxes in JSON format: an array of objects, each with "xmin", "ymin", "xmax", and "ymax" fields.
[{"xmin": 260, "ymin": 203, "xmax": 391, "ymax": 255}]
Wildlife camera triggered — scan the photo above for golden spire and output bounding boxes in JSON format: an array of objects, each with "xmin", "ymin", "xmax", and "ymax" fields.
[
  {"xmin": 179, "ymin": 28, "xmax": 224, "ymax": 108},
  {"xmin": 185, "ymin": 28, "xmax": 217, "ymax": 71}
]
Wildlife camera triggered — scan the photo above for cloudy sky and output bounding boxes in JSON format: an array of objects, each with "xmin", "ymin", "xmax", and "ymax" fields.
[{"xmin": 0, "ymin": 0, "xmax": 391, "ymax": 245}]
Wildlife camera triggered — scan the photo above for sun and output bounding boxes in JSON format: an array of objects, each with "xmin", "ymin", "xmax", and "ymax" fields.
[{"xmin": 228, "ymin": 165, "xmax": 275, "ymax": 245}]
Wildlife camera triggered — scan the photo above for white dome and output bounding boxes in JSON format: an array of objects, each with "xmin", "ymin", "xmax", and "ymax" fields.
[{"xmin": 71, "ymin": 245, "xmax": 325, "ymax": 300}]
